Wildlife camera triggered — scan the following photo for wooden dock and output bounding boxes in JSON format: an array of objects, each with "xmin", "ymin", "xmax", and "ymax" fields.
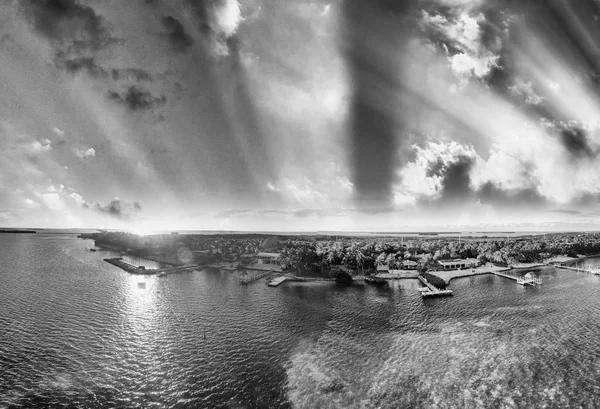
[
  {"xmin": 240, "ymin": 271, "xmax": 273, "ymax": 285},
  {"xmin": 156, "ymin": 265, "xmax": 199, "ymax": 276},
  {"xmin": 267, "ymin": 275, "xmax": 289, "ymax": 287},
  {"xmin": 492, "ymin": 271, "xmax": 542, "ymax": 285},
  {"xmin": 104, "ymin": 258, "xmax": 199, "ymax": 275},
  {"xmin": 560, "ymin": 265, "xmax": 600, "ymax": 275},
  {"xmin": 267, "ymin": 275, "xmax": 333, "ymax": 287},
  {"xmin": 104, "ymin": 258, "xmax": 155, "ymax": 275},
  {"xmin": 417, "ymin": 276, "xmax": 453, "ymax": 298}
]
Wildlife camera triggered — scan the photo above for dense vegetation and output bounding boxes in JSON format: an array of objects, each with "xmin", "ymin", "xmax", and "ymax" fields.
[
  {"xmin": 421, "ymin": 272, "xmax": 448, "ymax": 289},
  {"xmin": 330, "ymin": 266, "xmax": 354, "ymax": 284},
  {"xmin": 87, "ymin": 231, "xmax": 600, "ymax": 277}
]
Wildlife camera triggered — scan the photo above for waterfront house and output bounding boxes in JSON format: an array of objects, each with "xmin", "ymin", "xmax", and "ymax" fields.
[
  {"xmin": 437, "ymin": 258, "xmax": 479, "ymax": 270},
  {"xmin": 401, "ymin": 260, "xmax": 418, "ymax": 270},
  {"xmin": 256, "ymin": 252, "xmax": 282, "ymax": 266}
]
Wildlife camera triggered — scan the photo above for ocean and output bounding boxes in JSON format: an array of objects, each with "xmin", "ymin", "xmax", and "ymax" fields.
[{"xmin": 1, "ymin": 234, "xmax": 600, "ymax": 408}]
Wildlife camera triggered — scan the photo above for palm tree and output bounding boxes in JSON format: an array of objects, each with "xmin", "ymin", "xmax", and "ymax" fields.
[{"xmin": 355, "ymin": 251, "xmax": 365, "ymax": 275}]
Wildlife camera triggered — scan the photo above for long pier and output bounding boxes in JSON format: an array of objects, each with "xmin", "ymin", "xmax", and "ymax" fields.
[
  {"xmin": 267, "ymin": 275, "xmax": 334, "ymax": 287},
  {"xmin": 492, "ymin": 271, "xmax": 541, "ymax": 285},
  {"xmin": 104, "ymin": 258, "xmax": 199, "ymax": 275},
  {"xmin": 267, "ymin": 275, "xmax": 289, "ymax": 287},
  {"xmin": 240, "ymin": 271, "xmax": 273, "ymax": 285},
  {"xmin": 559, "ymin": 265, "xmax": 600, "ymax": 275},
  {"xmin": 418, "ymin": 276, "xmax": 453, "ymax": 298}
]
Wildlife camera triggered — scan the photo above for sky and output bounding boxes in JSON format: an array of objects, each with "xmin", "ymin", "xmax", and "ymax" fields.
[{"xmin": 2, "ymin": 0, "xmax": 600, "ymax": 232}]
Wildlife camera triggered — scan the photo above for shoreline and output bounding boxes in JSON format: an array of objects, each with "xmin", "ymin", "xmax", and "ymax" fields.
[
  {"xmin": 560, "ymin": 253, "xmax": 600, "ymax": 266},
  {"xmin": 432, "ymin": 264, "xmax": 513, "ymax": 285}
]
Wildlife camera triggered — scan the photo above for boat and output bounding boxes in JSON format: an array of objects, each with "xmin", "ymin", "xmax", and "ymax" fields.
[{"xmin": 89, "ymin": 248, "xmax": 97, "ymax": 252}]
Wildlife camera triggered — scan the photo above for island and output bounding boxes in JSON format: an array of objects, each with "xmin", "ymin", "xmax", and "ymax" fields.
[
  {"xmin": 81, "ymin": 230, "xmax": 600, "ymax": 289},
  {"xmin": 0, "ymin": 229, "xmax": 37, "ymax": 233}
]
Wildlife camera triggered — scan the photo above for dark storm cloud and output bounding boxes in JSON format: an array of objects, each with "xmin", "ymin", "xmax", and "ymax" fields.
[
  {"xmin": 110, "ymin": 68, "xmax": 153, "ymax": 82},
  {"xmin": 436, "ymin": 156, "xmax": 475, "ymax": 202},
  {"xmin": 558, "ymin": 124, "xmax": 597, "ymax": 159},
  {"xmin": 162, "ymin": 16, "xmax": 195, "ymax": 52},
  {"xmin": 55, "ymin": 54, "xmax": 108, "ymax": 78},
  {"xmin": 20, "ymin": 0, "xmax": 118, "ymax": 52},
  {"xmin": 20, "ymin": 0, "xmax": 121, "ymax": 81},
  {"xmin": 111, "ymin": 69, "xmax": 153, "ymax": 82},
  {"xmin": 96, "ymin": 199, "xmax": 142, "ymax": 220},
  {"xmin": 342, "ymin": 0, "xmax": 421, "ymax": 209},
  {"xmin": 571, "ymin": 192, "xmax": 600, "ymax": 207},
  {"xmin": 477, "ymin": 182, "xmax": 546, "ymax": 208},
  {"xmin": 107, "ymin": 86, "xmax": 166, "ymax": 111},
  {"xmin": 417, "ymin": 153, "xmax": 477, "ymax": 205}
]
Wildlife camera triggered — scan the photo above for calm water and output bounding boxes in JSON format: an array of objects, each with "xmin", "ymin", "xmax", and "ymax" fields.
[{"xmin": 2, "ymin": 234, "xmax": 600, "ymax": 408}]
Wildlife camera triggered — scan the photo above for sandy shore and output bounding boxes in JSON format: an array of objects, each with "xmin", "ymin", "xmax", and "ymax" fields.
[
  {"xmin": 375, "ymin": 270, "xmax": 419, "ymax": 279},
  {"xmin": 510, "ymin": 262, "xmax": 547, "ymax": 269}
]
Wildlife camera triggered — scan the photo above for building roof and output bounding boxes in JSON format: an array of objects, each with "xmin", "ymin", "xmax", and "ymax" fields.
[
  {"xmin": 437, "ymin": 258, "xmax": 478, "ymax": 265},
  {"xmin": 257, "ymin": 252, "xmax": 281, "ymax": 257},
  {"xmin": 377, "ymin": 265, "xmax": 390, "ymax": 270},
  {"xmin": 403, "ymin": 260, "xmax": 418, "ymax": 265}
]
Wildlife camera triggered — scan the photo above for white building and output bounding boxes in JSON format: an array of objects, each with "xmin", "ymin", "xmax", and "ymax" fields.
[
  {"xmin": 256, "ymin": 252, "xmax": 281, "ymax": 266},
  {"xmin": 437, "ymin": 258, "xmax": 479, "ymax": 270},
  {"xmin": 402, "ymin": 260, "xmax": 418, "ymax": 270}
]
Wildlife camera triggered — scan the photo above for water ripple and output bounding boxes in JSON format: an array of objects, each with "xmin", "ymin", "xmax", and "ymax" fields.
[{"xmin": 2, "ymin": 236, "xmax": 600, "ymax": 408}]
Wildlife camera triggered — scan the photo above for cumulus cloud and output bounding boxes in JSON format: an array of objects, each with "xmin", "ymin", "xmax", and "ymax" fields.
[
  {"xmin": 509, "ymin": 78, "xmax": 544, "ymax": 105},
  {"xmin": 24, "ymin": 198, "xmax": 41, "ymax": 209},
  {"xmin": 400, "ymin": 141, "xmax": 478, "ymax": 203},
  {"xmin": 95, "ymin": 198, "xmax": 142, "ymax": 220},
  {"xmin": 185, "ymin": 0, "xmax": 242, "ymax": 56},
  {"xmin": 107, "ymin": 86, "xmax": 166, "ymax": 111},
  {"xmin": 34, "ymin": 184, "xmax": 90, "ymax": 215},
  {"xmin": 52, "ymin": 127, "xmax": 65, "ymax": 137},
  {"xmin": 421, "ymin": 10, "xmax": 499, "ymax": 81},
  {"xmin": 397, "ymin": 140, "xmax": 551, "ymax": 211},
  {"xmin": 73, "ymin": 147, "xmax": 96, "ymax": 159},
  {"xmin": 24, "ymin": 139, "xmax": 52, "ymax": 154}
]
